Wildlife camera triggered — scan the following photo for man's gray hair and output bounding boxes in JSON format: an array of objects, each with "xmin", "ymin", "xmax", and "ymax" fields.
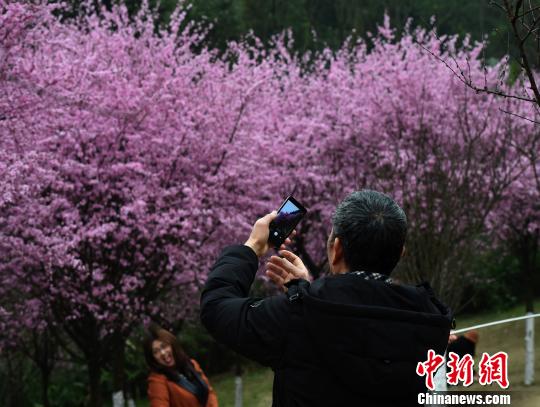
[{"xmin": 331, "ymin": 190, "xmax": 407, "ymax": 275}]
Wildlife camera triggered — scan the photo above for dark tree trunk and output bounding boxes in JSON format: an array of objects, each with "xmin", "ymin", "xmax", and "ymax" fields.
[
  {"xmin": 516, "ymin": 232, "xmax": 538, "ymax": 313},
  {"xmin": 6, "ymin": 356, "xmax": 25, "ymax": 407},
  {"xmin": 294, "ymin": 228, "xmax": 325, "ymax": 278},
  {"xmin": 524, "ymin": 259, "xmax": 535, "ymax": 314},
  {"xmin": 87, "ymin": 358, "xmax": 102, "ymax": 407},
  {"xmin": 34, "ymin": 329, "xmax": 55, "ymax": 407},
  {"xmin": 111, "ymin": 332, "xmax": 126, "ymax": 404},
  {"xmin": 41, "ymin": 367, "xmax": 51, "ymax": 407}
]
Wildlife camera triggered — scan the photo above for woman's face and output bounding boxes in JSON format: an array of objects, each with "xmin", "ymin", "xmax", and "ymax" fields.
[{"xmin": 152, "ymin": 339, "xmax": 175, "ymax": 368}]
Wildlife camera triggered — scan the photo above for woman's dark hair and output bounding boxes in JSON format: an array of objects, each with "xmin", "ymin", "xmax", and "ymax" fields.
[
  {"xmin": 331, "ymin": 189, "xmax": 407, "ymax": 275},
  {"xmin": 143, "ymin": 324, "xmax": 193, "ymax": 381}
]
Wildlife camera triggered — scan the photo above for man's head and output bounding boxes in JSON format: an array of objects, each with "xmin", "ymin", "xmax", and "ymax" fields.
[{"xmin": 327, "ymin": 190, "xmax": 407, "ymax": 275}]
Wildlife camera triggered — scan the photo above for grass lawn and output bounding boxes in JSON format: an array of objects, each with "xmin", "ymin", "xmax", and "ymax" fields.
[{"xmin": 210, "ymin": 366, "xmax": 273, "ymax": 407}]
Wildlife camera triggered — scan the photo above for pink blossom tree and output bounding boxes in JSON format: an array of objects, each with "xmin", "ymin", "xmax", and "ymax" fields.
[
  {"xmin": 419, "ymin": 1, "xmax": 540, "ymax": 313},
  {"xmin": 0, "ymin": 149, "xmax": 59, "ymax": 407},
  {"xmin": 427, "ymin": 0, "xmax": 540, "ymax": 315},
  {"xmin": 0, "ymin": 1, "xmax": 294, "ymax": 404},
  {"xmin": 493, "ymin": 176, "xmax": 539, "ymax": 313},
  {"xmin": 488, "ymin": 102, "xmax": 540, "ymax": 314},
  {"xmin": 276, "ymin": 18, "xmax": 533, "ymax": 310}
]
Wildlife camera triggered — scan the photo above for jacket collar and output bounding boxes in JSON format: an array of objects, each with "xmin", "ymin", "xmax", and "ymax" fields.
[{"xmin": 349, "ymin": 270, "xmax": 393, "ymax": 284}]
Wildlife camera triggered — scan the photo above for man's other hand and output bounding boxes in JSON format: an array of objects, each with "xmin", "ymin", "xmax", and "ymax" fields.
[
  {"xmin": 244, "ymin": 211, "xmax": 278, "ymax": 258},
  {"xmin": 266, "ymin": 250, "xmax": 312, "ymax": 290}
]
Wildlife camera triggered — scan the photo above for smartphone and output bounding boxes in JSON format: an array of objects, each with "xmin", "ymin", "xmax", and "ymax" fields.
[{"xmin": 268, "ymin": 196, "xmax": 307, "ymax": 248}]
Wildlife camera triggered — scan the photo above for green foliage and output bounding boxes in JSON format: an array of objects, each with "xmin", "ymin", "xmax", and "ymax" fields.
[
  {"xmin": 183, "ymin": 0, "xmax": 513, "ymax": 60},
  {"xmin": 461, "ymin": 250, "xmax": 521, "ymax": 314},
  {"xmin": 0, "ymin": 355, "xmax": 35, "ymax": 407},
  {"xmin": 83, "ymin": 0, "xmax": 517, "ymax": 61},
  {"xmin": 460, "ymin": 244, "xmax": 540, "ymax": 315},
  {"xmin": 178, "ymin": 321, "xmax": 254, "ymax": 375},
  {"xmin": 47, "ymin": 364, "xmax": 88, "ymax": 407},
  {"xmin": 0, "ymin": 354, "xmax": 88, "ymax": 407}
]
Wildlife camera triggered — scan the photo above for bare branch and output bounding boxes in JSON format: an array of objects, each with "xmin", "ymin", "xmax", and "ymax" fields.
[
  {"xmin": 489, "ymin": 0, "xmax": 508, "ymax": 13},
  {"xmin": 517, "ymin": 3, "xmax": 540, "ymax": 18},
  {"xmin": 504, "ymin": 0, "xmax": 540, "ymax": 105},
  {"xmin": 511, "ymin": 0, "xmax": 525, "ymax": 18},
  {"xmin": 499, "ymin": 107, "xmax": 540, "ymax": 123},
  {"xmin": 518, "ymin": 15, "xmax": 540, "ymax": 43},
  {"xmin": 417, "ymin": 42, "xmax": 537, "ymax": 103},
  {"xmin": 211, "ymin": 79, "xmax": 265, "ymax": 176}
]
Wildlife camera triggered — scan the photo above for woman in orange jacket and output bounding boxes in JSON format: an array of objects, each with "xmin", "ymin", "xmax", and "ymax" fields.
[{"xmin": 143, "ymin": 325, "xmax": 218, "ymax": 407}]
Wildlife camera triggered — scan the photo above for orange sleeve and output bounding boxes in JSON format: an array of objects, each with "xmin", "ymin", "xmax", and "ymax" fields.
[
  {"xmin": 147, "ymin": 374, "xmax": 170, "ymax": 407},
  {"xmin": 191, "ymin": 359, "xmax": 219, "ymax": 407}
]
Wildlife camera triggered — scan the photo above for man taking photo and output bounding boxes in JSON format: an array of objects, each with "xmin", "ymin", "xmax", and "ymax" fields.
[{"xmin": 200, "ymin": 190, "xmax": 452, "ymax": 406}]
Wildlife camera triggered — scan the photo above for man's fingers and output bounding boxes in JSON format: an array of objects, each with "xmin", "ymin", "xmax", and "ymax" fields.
[
  {"xmin": 280, "ymin": 239, "xmax": 292, "ymax": 251},
  {"xmin": 261, "ymin": 211, "xmax": 278, "ymax": 224},
  {"xmin": 268, "ymin": 255, "xmax": 296, "ymax": 273},
  {"xmin": 266, "ymin": 261, "xmax": 288, "ymax": 279},
  {"xmin": 283, "ymin": 230, "xmax": 297, "ymax": 246},
  {"xmin": 277, "ymin": 249, "xmax": 298, "ymax": 263},
  {"xmin": 265, "ymin": 269, "xmax": 284, "ymax": 286}
]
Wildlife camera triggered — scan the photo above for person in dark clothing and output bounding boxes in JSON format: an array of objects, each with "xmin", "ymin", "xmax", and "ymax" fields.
[
  {"xmin": 200, "ymin": 190, "xmax": 452, "ymax": 407},
  {"xmin": 447, "ymin": 331, "xmax": 479, "ymax": 358}
]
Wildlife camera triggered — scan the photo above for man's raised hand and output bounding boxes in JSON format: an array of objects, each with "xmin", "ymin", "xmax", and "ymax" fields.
[
  {"xmin": 244, "ymin": 211, "xmax": 278, "ymax": 258},
  {"xmin": 266, "ymin": 250, "xmax": 312, "ymax": 291}
]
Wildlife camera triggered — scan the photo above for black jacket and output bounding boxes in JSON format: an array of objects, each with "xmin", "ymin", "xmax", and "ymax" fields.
[{"xmin": 200, "ymin": 245, "xmax": 452, "ymax": 407}]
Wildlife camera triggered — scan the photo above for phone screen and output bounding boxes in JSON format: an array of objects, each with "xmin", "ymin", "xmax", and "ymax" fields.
[{"xmin": 268, "ymin": 196, "xmax": 307, "ymax": 248}]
